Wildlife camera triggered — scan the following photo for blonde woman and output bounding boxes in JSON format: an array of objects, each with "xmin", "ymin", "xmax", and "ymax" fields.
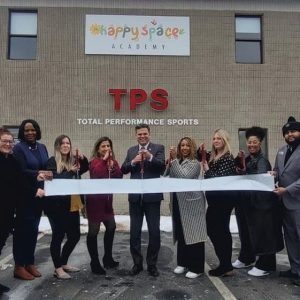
[
  {"xmin": 202, "ymin": 129, "xmax": 237, "ymax": 277},
  {"xmin": 165, "ymin": 137, "xmax": 207, "ymax": 279},
  {"xmin": 45, "ymin": 135, "xmax": 88, "ymax": 279}
]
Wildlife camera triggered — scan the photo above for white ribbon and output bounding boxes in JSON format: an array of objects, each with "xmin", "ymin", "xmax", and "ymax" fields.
[{"xmin": 44, "ymin": 174, "xmax": 274, "ymax": 196}]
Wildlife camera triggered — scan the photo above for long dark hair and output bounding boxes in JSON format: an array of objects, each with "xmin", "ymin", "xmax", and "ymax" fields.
[
  {"xmin": 91, "ymin": 136, "xmax": 115, "ymax": 160},
  {"xmin": 176, "ymin": 137, "xmax": 197, "ymax": 160}
]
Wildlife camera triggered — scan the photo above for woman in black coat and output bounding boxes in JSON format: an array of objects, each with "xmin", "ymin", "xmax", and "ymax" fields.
[
  {"xmin": 233, "ymin": 126, "xmax": 284, "ymax": 276},
  {"xmin": 202, "ymin": 128, "xmax": 237, "ymax": 277},
  {"xmin": 0, "ymin": 128, "xmax": 24, "ymax": 294},
  {"xmin": 45, "ymin": 134, "xmax": 88, "ymax": 279}
]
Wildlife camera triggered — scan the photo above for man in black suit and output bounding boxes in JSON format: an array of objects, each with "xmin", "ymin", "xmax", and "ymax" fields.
[{"xmin": 121, "ymin": 124, "xmax": 165, "ymax": 277}]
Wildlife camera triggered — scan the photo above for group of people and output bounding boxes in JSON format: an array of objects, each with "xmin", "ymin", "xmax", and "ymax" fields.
[{"xmin": 1, "ymin": 117, "xmax": 300, "ymax": 295}]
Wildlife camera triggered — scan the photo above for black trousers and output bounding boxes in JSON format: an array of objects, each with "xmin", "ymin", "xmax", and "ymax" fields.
[
  {"xmin": 173, "ymin": 196, "xmax": 204, "ymax": 273},
  {"xmin": 0, "ymin": 214, "xmax": 13, "ymax": 256},
  {"xmin": 13, "ymin": 204, "xmax": 42, "ymax": 266},
  {"xmin": 235, "ymin": 201, "xmax": 276, "ymax": 271},
  {"xmin": 47, "ymin": 210, "xmax": 80, "ymax": 268},
  {"xmin": 206, "ymin": 191, "xmax": 236, "ymax": 271},
  {"xmin": 129, "ymin": 199, "xmax": 161, "ymax": 267}
]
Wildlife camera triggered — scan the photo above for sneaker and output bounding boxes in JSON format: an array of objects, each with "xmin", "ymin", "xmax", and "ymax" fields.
[
  {"xmin": 232, "ymin": 259, "xmax": 254, "ymax": 269},
  {"xmin": 173, "ymin": 266, "xmax": 187, "ymax": 274},
  {"xmin": 248, "ymin": 267, "xmax": 269, "ymax": 277},
  {"xmin": 185, "ymin": 271, "xmax": 202, "ymax": 279}
]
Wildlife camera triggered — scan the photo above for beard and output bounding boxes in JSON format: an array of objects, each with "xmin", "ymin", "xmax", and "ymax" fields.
[{"xmin": 285, "ymin": 135, "xmax": 300, "ymax": 147}]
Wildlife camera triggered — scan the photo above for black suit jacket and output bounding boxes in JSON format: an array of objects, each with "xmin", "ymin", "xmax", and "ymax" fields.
[{"xmin": 121, "ymin": 142, "xmax": 165, "ymax": 203}]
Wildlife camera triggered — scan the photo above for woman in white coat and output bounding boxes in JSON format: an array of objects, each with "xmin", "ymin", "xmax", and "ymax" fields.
[{"xmin": 165, "ymin": 137, "xmax": 207, "ymax": 279}]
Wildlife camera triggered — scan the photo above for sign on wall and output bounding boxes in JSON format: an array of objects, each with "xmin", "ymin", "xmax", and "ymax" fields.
[{"xmin": 85, "ymin": 15, "xmax": 190, "ymax": 56}]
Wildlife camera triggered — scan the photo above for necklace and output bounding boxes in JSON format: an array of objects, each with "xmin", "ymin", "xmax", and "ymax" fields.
[{"xmin": 29, "ymin": 144, "xmax": 38, "ymax": 150}]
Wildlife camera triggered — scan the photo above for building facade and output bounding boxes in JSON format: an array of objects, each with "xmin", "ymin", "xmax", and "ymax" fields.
[{"xmin": 1, "ymin": 0, "xmax": 299, "ymax": 213}]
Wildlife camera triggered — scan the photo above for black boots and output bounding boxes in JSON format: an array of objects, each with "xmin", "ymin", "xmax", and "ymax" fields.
[
  {"xmin": 87, "ymin": 232, "xmax": 119, "ymax": 272},
  {"xmin": 90, "ymin": 259, "xmax": 106, "ymax": 275},
  {"xmin": 87, "ymin": 235, "xmax": 106, "ymax": 275},
  {"xmin": 103, "ymin": 256, "xmax": 119, "ymax": 269}
]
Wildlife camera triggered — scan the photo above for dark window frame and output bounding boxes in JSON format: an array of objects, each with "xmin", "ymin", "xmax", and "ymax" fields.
[
  {"xmin": 235, "ymin": 15, "xmax": 263, "ymax": 64},
  {"xmin": 8, "ymin": 9, "xmax": 38, "ymax": 60}
]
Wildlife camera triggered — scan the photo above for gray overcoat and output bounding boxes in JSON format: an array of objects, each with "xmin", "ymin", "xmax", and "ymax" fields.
[{"xmin": 165, "ymin": 158, "xmax": 207, "ymax": 245}]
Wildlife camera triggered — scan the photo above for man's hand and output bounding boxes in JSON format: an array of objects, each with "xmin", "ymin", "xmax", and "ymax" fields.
[{"xmin": 273, "ymin": 187, "xmax": 286, "ymax": 196}]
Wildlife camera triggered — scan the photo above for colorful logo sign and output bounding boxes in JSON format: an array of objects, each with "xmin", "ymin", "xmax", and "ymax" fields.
[{"xmin": 85, "ymin": 15, "xmax": 190, "ymax": 56}]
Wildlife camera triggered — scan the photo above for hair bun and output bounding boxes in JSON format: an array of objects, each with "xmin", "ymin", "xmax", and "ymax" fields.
[{"xmin": 288, "ymin": 116, "xmax": 296, "ymax": 122}]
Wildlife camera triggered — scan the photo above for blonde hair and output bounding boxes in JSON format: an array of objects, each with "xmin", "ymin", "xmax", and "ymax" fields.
[
  {"xmin": 176, "ymin": 137, "xmax": 197, "ymax": 160},
  {"xmin": 209, "ymin": 129, "xmax": 232, "ymax": 162},
  {"xmin": 54, "ymin": 135, "xmax": 74, "ymax": 173}
]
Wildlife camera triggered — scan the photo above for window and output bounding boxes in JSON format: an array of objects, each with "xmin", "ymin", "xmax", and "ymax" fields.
[
  {"xmin": 235, "ymin": 16, "xmax": 262, "ymax": 64},
  {"xmin": 8, "ymin": 11, "xmax": 37, "ymax": 59},
  {"xmin": 238, "ymin": 128, "xmax": 268, "ymax": 160}
]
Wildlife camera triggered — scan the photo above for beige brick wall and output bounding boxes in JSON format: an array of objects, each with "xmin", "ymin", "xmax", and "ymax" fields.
[{"xmin": 1, "ymin": 0, "xmax": 300, "ymax": 214}]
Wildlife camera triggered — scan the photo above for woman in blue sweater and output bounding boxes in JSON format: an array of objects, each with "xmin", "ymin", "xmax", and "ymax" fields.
[{"xmin": 13, "ymin": 119, "xmax": 50, "ymax": 280}]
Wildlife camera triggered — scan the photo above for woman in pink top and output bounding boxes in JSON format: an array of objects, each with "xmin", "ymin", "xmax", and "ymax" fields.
[{"xmin": 86, "ymin": 137, "xmax": 123, "ymax": 275}]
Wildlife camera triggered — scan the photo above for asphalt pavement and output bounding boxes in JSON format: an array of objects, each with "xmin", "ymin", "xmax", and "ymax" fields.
[{"xmin": 0, "ymin": 230, "xmax": 300, "ymax": 300}]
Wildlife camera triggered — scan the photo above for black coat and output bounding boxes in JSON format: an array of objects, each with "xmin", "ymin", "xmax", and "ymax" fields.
[
  {"xmin": 236, "ymin": 152, "xmax": 284, "ymax": 254},
  {"xmin": 0, "ymin": 153, "xmax": 25, "ymax": 232},
  {"xmin": 44, "ymin": 156, "xmax": 88, "ymax": 214}
]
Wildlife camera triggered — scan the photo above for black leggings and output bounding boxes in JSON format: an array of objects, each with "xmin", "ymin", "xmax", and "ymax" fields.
[
  {"xmin": 48, "ymin": 211, "xmax": 80, "ymax": 268},
  {"xmin": 86, "ymin": 218, "xmax": 116, "ymax": 261},
  {"xmin": 206, "ymin": 191, "xmax": 236, "ymax": 271}
]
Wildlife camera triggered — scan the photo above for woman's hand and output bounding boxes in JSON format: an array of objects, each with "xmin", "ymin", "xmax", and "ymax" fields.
[
  {"xmin": 71, "ymin": 164, "xmax": 80, "ymax": 173},
  {"xmin": 103, "ymin": 151, "xmax": 114, "ymax": 169},
  {"xmin": 200, "ymin": 160, "xmax": 209, "ymax": 171},
  {"xmin": 169, "ymin": 146, "xmax": 176, "ymax": 160},
  {"xmin": 165, "ymin": 146, "xmax": 176, "ymax": 166},
  {"xmin": 36, "ymin": 188, "xmax": 45, "ymax": 198},
  {"xmin": 37, "ymin": 170, "xmax": 53, "ymax": 181}
]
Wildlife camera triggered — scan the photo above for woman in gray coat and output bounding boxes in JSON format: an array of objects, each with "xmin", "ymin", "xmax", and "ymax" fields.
[{"xmin": 165, "ymin": 137, "xmax": 207, "ymax": 279}]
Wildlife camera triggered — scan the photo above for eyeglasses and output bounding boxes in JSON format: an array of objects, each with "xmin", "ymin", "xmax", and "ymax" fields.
[{"xmin": 0, "ymin": 140, "xmax": 14, "ymax": 145}]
